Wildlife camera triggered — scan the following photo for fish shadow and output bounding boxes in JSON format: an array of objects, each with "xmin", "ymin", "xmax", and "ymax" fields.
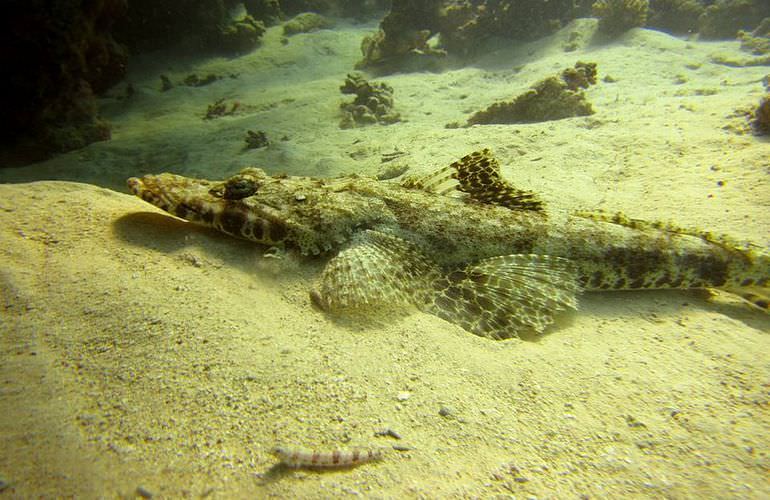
[
  {"xmin": 112, "ymin": 211, "xmax": 281, "ymax": 277},
  {"xmin": 577, "ymin": 289, "xmax": 769, "ymax": 334}
]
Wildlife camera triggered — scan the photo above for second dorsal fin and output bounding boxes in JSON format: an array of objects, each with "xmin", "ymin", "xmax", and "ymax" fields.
[{"xmin": 401, "ymin": 149, "xmax": 543, "ymax": 211}]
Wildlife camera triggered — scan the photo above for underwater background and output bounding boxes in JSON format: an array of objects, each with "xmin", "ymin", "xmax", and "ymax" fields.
[{"xmin": 0, "ymin": 1, "xmax": 768, "ymax": 497}]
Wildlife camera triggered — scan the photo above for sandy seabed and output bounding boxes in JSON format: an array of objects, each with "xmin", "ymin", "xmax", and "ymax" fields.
[{"xmin": 1, "ymin": 17, "xmax": 768, "ymax": 498}]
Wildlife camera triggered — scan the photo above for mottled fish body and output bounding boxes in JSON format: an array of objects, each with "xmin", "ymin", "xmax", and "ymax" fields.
[{"xmin": 128, "ymin": 149, "xmax": 769, "ymax": 339}]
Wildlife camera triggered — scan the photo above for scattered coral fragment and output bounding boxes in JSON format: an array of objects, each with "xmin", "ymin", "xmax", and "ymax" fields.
[
  {"xmin": 160, "ymin": 75, "xmax": 173, "ymax": 92},
  {"xmin": 245, "ymin": 130, "xmax": 269, "ymax": 149},
  {"xmin": 339, "ymin": 73, "xmax": 401, "ymax": 128},
  {"xmin": 204, "ymin": 99, "xmax": 241, "ymax": 120},
  {"xmin": 183, "ymin": 73, "xmax": 222, "ymax": 87},
  {"xmin": 466, "ymin": 62, "xmax": 598, "ymax": 126}
]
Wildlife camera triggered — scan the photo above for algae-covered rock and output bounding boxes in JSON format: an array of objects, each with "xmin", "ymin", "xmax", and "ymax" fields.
[
  {"xmin": 358, "ymin": 1, "xmax": 592, "ymax": 70},
  {"xmin": 219, "ymin": 14, "xmax": 266, "ymax": 52},
  {"xmin": 0, "ymin": 0, "xmax": 126, "ymax": 165},
  {"xmin": 698, "ymin": 0, "xmax": 770, "ymax": 40},
  {"xmin": 283, "ymin": 12, "xmax": 334, "ymax": 35},
  {"xmin": 467, "ymin": 62, "xmax": 598, "ymax": 126},
  {"xmin": 647, "ymin": 0, "xmax": 704, "ymax": 34},
  {"xmin": 243, "ymin": 0, "xmax": 282, "ymax": 25},
  {"xmin": 356, "ymin": 0, "xmax": 445, "ymax": 71},
  {"xmin": 592, "ymin": 0, "xmax": 649, "ymax": 36},
  {"xmin": 438, "ymin": 0, "xmax": 591, "ymax": 56},
  {"xmin": 712, "ymin": 18, "xmax": 770, "ymax": 66}
]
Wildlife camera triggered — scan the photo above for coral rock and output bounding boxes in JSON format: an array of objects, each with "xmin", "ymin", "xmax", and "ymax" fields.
[
  {"xmin": 219, "ymin": 15, "xmax": 266, "ymax": 52},
  {"xmin": 339, "ymin": 73, "xmax": 401, "ymax": 128},
  {"xmin": 467, "ymin": 63, "xmax": 598, "ymax": 125}
]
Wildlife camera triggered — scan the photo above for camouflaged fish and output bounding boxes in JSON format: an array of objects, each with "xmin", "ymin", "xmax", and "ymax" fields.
[{"xmin": 127, "ymin": 149, "xmax": 769, "ymax": 340}]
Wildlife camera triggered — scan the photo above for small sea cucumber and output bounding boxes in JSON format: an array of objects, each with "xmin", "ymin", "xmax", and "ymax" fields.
[{"xmin": 270, "ymin": 446, "xmax": 385, "ymax": 468}]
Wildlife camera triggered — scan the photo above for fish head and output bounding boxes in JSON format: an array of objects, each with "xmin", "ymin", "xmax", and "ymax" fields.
[{"xmin": 127, "ymin": 168, "xmax": 292, "ymax": 246}]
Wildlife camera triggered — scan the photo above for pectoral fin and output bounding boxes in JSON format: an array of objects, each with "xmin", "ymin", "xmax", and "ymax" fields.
[
  {"xmin": 426, "ymin": 254, "xmax": 580, "ymax": 340},
  {"xmin": 311, "ymin": 230, "xmax": 440, "ymax": 312},
  {"xmin": 313, "ymin": 234, "xmax": 579, "ymax": 340}
]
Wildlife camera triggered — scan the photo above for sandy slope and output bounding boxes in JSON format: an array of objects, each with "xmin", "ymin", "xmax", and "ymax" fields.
[{"xmin": 0, "ymin": 17, "xmax": 768, "ymax": 499}]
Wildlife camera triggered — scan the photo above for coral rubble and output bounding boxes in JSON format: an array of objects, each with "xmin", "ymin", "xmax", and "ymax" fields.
[
  {"xmin": 339, "ymin": 73, "xmax": 401, "ymax": 128},
  {"xmin": 592, "ymin": 0, "xmax": 650, "ymax": 36},
  {"xmin": 467, "ymin": 62, "xmax": 598, "ymax": 126}
]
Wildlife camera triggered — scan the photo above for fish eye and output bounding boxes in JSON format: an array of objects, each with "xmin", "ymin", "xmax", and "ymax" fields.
[{"xmin": 221, "ymin": 177, "xmax": 259, "ymax": 199}]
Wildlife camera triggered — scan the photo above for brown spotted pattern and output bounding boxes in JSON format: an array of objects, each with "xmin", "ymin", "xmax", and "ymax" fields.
[
  {"xmin": 449, "ymin": 149, "xmax": 543, "ymax": 211},
  {"xmin": 401, "ymin": 149, "xmax": 542, "ymax": 211}
]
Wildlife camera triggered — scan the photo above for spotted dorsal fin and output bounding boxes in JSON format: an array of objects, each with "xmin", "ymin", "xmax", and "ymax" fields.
[{"xmin": 401, "ymin": 149, "xmax": 542, "ymax": 211}]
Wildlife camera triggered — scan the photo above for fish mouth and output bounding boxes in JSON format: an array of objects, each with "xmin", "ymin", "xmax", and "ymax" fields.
[
  {"xmin": 126, "ymin": 176, "xmax": 142, "ymax": 196},
  {"xmin": 127, "ymin": 174, "xmax": 178, "ymax": 213}
]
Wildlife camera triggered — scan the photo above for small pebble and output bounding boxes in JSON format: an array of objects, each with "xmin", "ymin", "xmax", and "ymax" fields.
[
  {"xmin": 438, "ymin": 406, "xmax": 454, "ymax": 417},
  {"xmin": 375, "ymin": 428, "xmax": 402, "ymax": 439},
  {"xmin": 625, "ymin": 414, "xmax": 646, "ymax": 428},
  {"xmin": 136, "ymin": 486, "xmax": 153, "ymax": 498},
  {"xmin": 396, "ymin": 391, "xmax": 410, "ymax": 401}
]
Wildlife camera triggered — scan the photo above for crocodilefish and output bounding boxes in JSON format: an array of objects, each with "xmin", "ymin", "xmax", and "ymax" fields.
[{"xmin": 128, "ymin": 149, "xmax": 769, "ymax": 340}]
